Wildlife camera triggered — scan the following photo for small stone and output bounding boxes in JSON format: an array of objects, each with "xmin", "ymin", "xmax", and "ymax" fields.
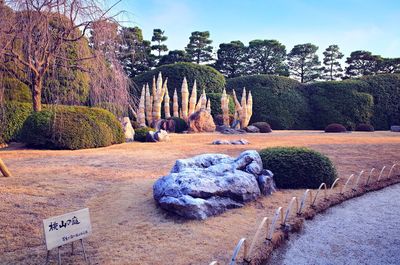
[
  {"xmin": 246, "ymin": 125, "xmax": 260, "ymax": 133},
  {"xmin": 391, "ymin": 125, "xmax": 400, "ymax": 132},
  {"xmin": 145, "ymin": 131, "xmax": 157, "ymax": 142},
  {"xmin": 154, "ymin": 130, "xmax": 170, "ymax": 142}
]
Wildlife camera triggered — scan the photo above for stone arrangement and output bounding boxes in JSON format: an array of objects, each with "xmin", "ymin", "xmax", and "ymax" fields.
[
  {"xmin": 212, "ymin": 139, "xmax": 249, "ymax": 145},
  {"xmin": 121, "ymin": 117, "xmax": 135, "ymax": 142},
  {"xmin": 153, "ymin": 150, "xmax": 276, "ymax": 220}
]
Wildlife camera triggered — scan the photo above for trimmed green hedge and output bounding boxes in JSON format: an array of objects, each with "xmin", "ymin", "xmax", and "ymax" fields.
[
  {"xmin": 19, "ymin": 106, "xmax": 124, "ymax": 149},
  {"xmin": 251, "ymin": 122, "xmax": 272, "ymax": 133},
  {"xmin": 356, "ymin": 74, "xmax": 400, "ymax": 130},
  {"xmin": 169, "ymin": 117, "xmax": 188, "ymax": 133},
  {"xmin": 0, "ymin": 101, "xmax": 32, "ymax": 142},
  {"xmin": 259, "ymin": 147, "xmax": 337, "ymax": 189},
  {"xmin": 303, "ymin": 80, "xmax": 374, "ymax": 130},
  {"xmin": 227, "ymin": 75, "xmax": 312, "ymax": 129},
  {"xmin": 325, "ymin": 123, "xmax": 347, "ymax": 133},
  {"xmin": 3, "ymin": 78, "xmax": 31, "ymax": 102},
  {"xmin": 133, "ymin": 62, "xmax": 226, "ymax": 97}
]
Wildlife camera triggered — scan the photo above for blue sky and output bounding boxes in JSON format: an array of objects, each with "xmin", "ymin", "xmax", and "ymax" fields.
[{"xmin": 115, "ymin": 0, "xmax": 400, "ymax": 59}]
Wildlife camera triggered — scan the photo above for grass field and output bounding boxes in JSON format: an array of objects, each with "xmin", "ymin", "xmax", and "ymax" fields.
[{"xmin": 1, "ymin": 131, "xmax": 399, "ymax": 265}]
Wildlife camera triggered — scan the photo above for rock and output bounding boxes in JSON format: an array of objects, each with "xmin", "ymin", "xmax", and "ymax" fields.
[
  {"xmin": 121, "ymin": 117, "xmax": 135, "ymax": 142},
  {"xmin": 257, "ymin": 170, "xmax": 276, "ymax": 196},
  {"xmin": 246, "ymin": 125, "xmax": 260, "ymax": 133},
  {"xmin": 156, "ymin": 119, "xmax": 176, "ymax": 133},
  {"xmin": 154, "ymin": 130, "xmax": 170, "ymax": 142},
  {"xmin": 153, "ymin": 150, "xmax": 275, "ymax": 220},
  {"xmin": 188, "ymin": 110, "xmax": 216, "ymax": 133},
  {"xmin": 216, "ymin": 125, "xmax": 247, "ymax": 135},
  {"xmin": 145, "ymin": 131, "xmax": 157, "ymax": 142},
  {"xmin": 391, "ymin": 125, "xmax": 400, "ymax": 132},
  {"xmin": 212, "ymin": 139, "xmax": 249, "ymax": 145}
]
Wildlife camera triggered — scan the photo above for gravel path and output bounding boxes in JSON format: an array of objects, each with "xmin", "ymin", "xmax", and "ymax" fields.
[{"xmin": 268, "ymin": 184, "xmax": 400, "ymax": 265}]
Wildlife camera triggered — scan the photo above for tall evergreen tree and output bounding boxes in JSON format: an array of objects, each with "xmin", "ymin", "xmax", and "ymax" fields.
[
  {"xmin": 247, "ymin": 39, "xmax": 287, "ymax": 75},
  {"xmin": 287, "ymin": 43, "xmax": 321, "ymax": 83},
  {"xmin": 119, "ymin": 27, "xmax": 155, "ymax": 78},
  {"xmin": 322, "ymin": 45, "xmax": 344, "ymax": 80},
  {"xmin": 345, "ymin": 50, "xmax": 381, "ymax": 77},
  {"xmin": 185, "ymin": 31, "xmax": 213, "ymax": 64},
  {"xmin": 158, "ymin": 50, "xmax": 190, "ymax": 66},
  {"xmin": 214, "ymin": 41, "xmax": 247, "ymax": 78},
  {"xmin": 151, "ymin": 29, "xmax": 168, "ymax": 57}
]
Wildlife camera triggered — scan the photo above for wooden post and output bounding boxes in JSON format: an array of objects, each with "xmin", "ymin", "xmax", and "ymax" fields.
[{"xmin": 0, "ymin": 158, "xmax": 12, "ymax": 177}]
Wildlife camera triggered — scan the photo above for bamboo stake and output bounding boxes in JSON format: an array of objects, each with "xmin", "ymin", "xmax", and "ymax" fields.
[
  {"xmin": 145, "ymin": 84, "xmax": 152, "ymax": 126},
  {"xmin": 206, "ymin": 98, "xmax": 211, "ymax": 113},
  {"xmin": 221, "ymin": 88, "xmax": 230, "ymax": 126},
  {"xmin": 138, "ymin": 85, "xmax": 146, "ymax": 127},
  {"xmin": 173, "ymin": 88, "xmax": 179, "ymax": 117},
  {"xmin": 200, "ymin": 89, "xmax": 207, "ymax": 110},
  {"xmin": 188, "ymin": 80, "xmax": 197, "ymax": 116},
  {"xmin": 181, "ymin": 77, "xmax": 189, "ymax": 121},
  {"xmin": 0, "ymin": 158, "xmax": 12, "ymax": 177},
  {"xmin": 164, "ymin": 87, "xmax": 171, "ymax": 119}
]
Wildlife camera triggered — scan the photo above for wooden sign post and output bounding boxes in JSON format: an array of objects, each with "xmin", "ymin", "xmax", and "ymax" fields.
[
  {"xmin": 43, "ymin": 208, "xmax": 92, "ymax": 264},
  {"xmin": 0, "ymin": 158, "xmax": 12, "ymax": 177}
]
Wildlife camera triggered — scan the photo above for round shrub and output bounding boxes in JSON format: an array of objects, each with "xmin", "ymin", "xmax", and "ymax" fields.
[
  {"xmin": 355, "ymin": 123, "xmax": 374, "ymax": 132},
  {"xmin": 259, "ymin": 147, "xmax": 337, "ymax": 189},
  {"xmin": 133, "ymin": 62, "xmax": 226, "ymax": 97},
  {"xmin": 227, "ymin": 75, "xmax": 312, "ymax": 129},
  {"xmin": 169, "ymin": 117, "xmax": 188, "ymax": 133},
  {"xmin": 20, "ymin": 106, "xmax": 124, "ymax": 149},
  {"xmin": 324, "ymin": 123, "xmax": 347, "ymax": 133},
  {"xmin": 251, "ymin": 122, "xmax": 272, "ymax": 133},
  {"xmin": 134, "ymin": 127, "xmax": 155, "ymax": 142}
]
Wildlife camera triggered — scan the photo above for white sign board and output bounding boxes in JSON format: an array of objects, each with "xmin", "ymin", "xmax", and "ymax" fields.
[{"xmin": 43, "ymin": 208, "xmax": 92, "ymax": 250}]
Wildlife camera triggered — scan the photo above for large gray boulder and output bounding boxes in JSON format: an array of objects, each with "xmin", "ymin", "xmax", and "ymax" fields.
[{"xmin": 153, "ymin": 150, "xmax": 275, "ymax": 220}]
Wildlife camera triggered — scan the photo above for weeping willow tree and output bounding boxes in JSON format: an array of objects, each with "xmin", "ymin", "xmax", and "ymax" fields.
[{"xmin": 0, "ymin": 0, "xmax": 131, "ymax": 115}]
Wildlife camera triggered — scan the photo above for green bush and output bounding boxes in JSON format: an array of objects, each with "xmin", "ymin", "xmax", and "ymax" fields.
[
  {"xmin": 355, "ymin": 123, "xmax": 374, "ymax": 132},
  {"xmin": 170, "ymin": 117, "xmax": 188, "ymax": 133},
  {"xmin": 227, "ymin": 75, "xmax": 312, "ymax": 129},
  {"xmin": 206, "ymin": 93, "xmax": 235, "ymax": 118},
  {"xmin": 3, "ymin": 78, "xmax": 31, "ymax": 102},
  {"xmin": 324, "ymin": 123, "xmax": 347, "ymax": 133},
  {"xmin": 259, "ymin": 147, "xmax": 337, "ymax": 189},
  {"xmin": 0, "ymin": 101, "xmax": 32, "ymax": 142},
  {"xmin": 251, "ymin": 122, "xmax": 272, "ymax": 133},
  {"xmin": 134, "ymin": 127, "xmax": 155, "ymax": 142},
  {"xmin": 356, "ymin": 74, "xmax": 400, "ymax": 130},
  {"xmin": 303, "ymin": 80, "xmax": 374, "ymax": 130},
  {"xmin": 133, "ymin": 62, "xmax": 226, "ymax": 97},
  {"xmin": 20, "ymin": 106, "xmax": 123, "ymax": 149}
]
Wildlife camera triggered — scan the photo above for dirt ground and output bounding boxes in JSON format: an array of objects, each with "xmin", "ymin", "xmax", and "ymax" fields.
[{"xmin": 0, "ymin": 131, "xmax": 399, "ymax": 265}]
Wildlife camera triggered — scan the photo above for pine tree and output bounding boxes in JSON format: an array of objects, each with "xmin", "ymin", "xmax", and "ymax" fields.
[
  {"xmin": 185, "ymin": 31, "xmax": 213, "ymax": 64},
  {"xmin": 322, "ymin": 45, "xmax": 344, "ymax": 80}
]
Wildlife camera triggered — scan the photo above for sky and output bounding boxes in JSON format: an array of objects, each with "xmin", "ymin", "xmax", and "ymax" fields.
[{"xmin": 114, "ymin": 0, "xmax": 400, "ymax": 59}]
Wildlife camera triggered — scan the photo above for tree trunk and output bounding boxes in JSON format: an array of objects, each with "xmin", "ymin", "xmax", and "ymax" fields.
[{"xmin": 31, "ymin": 73, "xmax": 42, "ymax": 112}]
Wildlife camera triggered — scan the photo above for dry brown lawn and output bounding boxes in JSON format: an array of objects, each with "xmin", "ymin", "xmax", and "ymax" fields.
[{"xmin": 0, "ymin": 131, "xmax": 399, "ymax": 265}]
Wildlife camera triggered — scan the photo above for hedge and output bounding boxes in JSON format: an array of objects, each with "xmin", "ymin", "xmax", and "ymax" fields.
[
  {"xmin": 259, "ymin": 147, "xmax": 337, "ymax": 189},
  {"xmin": 2, "ymin": 78, "xmax": 31, "ymax": 102},
  {"xmin": 324, "ymin": 123, "xmax": 347, "ymax": 133},
  {"xmin": 356, "ymin": 74, "xmax": 400, "ymax": 130},
  {"xmin": 303, "ymin": 80, "xmax": 374, "ymax": 130},
  {"xmin": 227, "ymin": 75, "xmax": 312, "ymax": 129},
  {"xmin": 133, "ymin": 62, "xmax": 226, "ymax": 98},
  {"xmin": 0, "ymin": 101, "xmax": 32, "ymax": 142}
]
